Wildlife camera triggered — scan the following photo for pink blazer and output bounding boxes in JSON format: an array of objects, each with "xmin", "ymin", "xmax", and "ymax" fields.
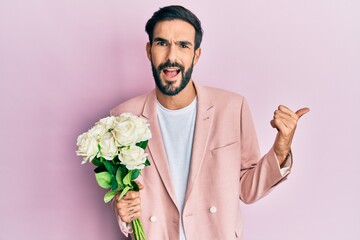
[{"xmin": 111, "ymin": 83, "xmax": 291, "ymax": 240}]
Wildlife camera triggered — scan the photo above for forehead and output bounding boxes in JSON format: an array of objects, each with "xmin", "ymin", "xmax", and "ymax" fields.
[{"xmin": 153, "ymin": 20, "xmax": 196, "ymax": 42}]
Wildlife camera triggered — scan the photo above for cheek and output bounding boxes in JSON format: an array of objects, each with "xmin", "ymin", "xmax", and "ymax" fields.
[
  {"xmin": 183, "ymin": 56, "xmax": 195, "ymax": 69},
  {"xmin": 180, "ymin": 50, "xmax": 195, "ymax": 63},
  {"xmin": 150, "ymin": 54, "xmax": 164, "ymax": 67}
]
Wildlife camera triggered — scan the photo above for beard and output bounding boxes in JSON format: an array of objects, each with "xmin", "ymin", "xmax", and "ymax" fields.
[{"xmin": 151, "ymin": 59, "xmax": 194, "ymax": 96}]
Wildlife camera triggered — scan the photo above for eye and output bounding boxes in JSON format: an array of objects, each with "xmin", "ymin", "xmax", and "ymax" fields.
[
  {"xmin": 180, "ymin": 44, "xmax": 189, "ymax": 49},
  {"xmin": 156, "ymin": 41, "xmax": 167, "ymax": 46}
]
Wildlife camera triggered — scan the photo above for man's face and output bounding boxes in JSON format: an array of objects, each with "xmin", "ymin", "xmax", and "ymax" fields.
[{"xmin": 146, "ymin": 20, "xmax": 201, "ymax": 96}]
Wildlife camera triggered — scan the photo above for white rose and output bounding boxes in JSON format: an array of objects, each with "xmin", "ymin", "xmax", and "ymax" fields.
[
  {"xmin": 133, "ymin": 116, "xmax": 152, "ymax": 142},
  {"xmin": 114, "ymin": 113, "xmax": 151, "ymax": 145},
  {"xmin": 88, "ymin": 123, "xmax": 108, "ymax": 140},
  {"xmin": 112, "ymin": 117, "xmax": 138, "ymax": 146},
  {"xmin": 118, "ymin": 145, "xmax": 148, "ymax": 170},
  {"xmin": 98, "ymin": 132, "xmax": 118, "ymax": 160},
  {"xmin": 96, "ymin": 116, "xmax": 117, "ymax": 131},
  {"xmin": 116, "ymin": 112, "xmax": 133, "ymax": 121},
  {"xmin": 76, "ymin": 132, "xmax": 99, "ymax": 164}
]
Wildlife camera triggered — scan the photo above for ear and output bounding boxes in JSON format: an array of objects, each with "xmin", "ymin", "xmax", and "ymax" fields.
[
  {"xmin": 146, "ymin": 42, "xmax": 151, "ymax": 61},
  {"xmin": 193, "ymin": 47, "xmax": 201, "ymax": 65}
]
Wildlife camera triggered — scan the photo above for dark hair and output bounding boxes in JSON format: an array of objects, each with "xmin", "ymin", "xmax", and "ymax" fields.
[{"xmin": 145, "ymin": 5, "xmax": 203, "ymax": 50}]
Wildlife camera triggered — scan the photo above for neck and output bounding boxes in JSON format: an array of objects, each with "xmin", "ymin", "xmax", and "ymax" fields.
[{"xmin": 156, "ymin": 80, "xmax": 197, "ymax": 110}]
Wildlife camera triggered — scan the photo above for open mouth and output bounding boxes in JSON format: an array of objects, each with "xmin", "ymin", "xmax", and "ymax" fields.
[{"xmin": 162, "ymin": 68, "xmax": 181, "ymax": 78}]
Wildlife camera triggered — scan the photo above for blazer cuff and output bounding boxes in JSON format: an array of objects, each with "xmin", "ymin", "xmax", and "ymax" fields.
[
  {"xmin": 117, "ymin": 215, "xmax": 133, "ymax": 237},
  {"xmin": 267, "ymin": 146, "xmax": 293, "ymax": 184},
  {"xmin": 279, "ymin": 152, "xmax": 293, "ymax": 176}
]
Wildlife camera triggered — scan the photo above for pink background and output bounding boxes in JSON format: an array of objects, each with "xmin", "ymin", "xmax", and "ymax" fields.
[{"xmin": 1, "ymin": 0, "xmax": 359, "ymax": 239}]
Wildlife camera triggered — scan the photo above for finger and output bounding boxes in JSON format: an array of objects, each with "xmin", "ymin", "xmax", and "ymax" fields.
[
  {"xmin": 295, "ymin": 107, "xmax": 310, "ymax": 118},
  {"xmin": 277, "ymin": 105, "xmax": 297, "ymax": 118},
  {"xmin": 121, "ymin": 213, "xmax": 137, "ymax": 223},
  {"xmin": 274, "ymin": 110, "xmax": 297, "ymax": 121},
  {"xmin": 122, "ymin": 209, "xmax": 142, "ymax": 223},
  {"xmin": 127, "ymin": 205, "xmax": 141, "ymax": 214},
  {"xmin": 117, "ymin": 197, "xmax": 141, "ymax": 208},
  {"xmin": 272, "ymin": 118, "xmax": 287, "ymax": 133},
  {"xmin": 117, "ymin": 203, "xmax": 141, "ymax": 222},
  {"xmin": 123, "ymin": 191, "xmax": 140, "ymax": 200},
  {"xmin": 128, "ymin": 210, "xmax": 141, "ymax": 222},
  {"xmin": 118, "ymin": 204, "xmax": 141, "ymax": 215},
  {"xmin": 272, "ymin": 110, "xmax": 295, "ymax": 129},
  {"xmin": 275, "ymin": 111, "xmax": 298, "ymax": 127},
  {"xmin": 270, "ymin": 119, "xmax": 276, "ymax": 128}
]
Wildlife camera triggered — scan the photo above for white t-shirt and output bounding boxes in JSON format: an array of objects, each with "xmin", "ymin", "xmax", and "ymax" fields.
[{"xmin": 156, "ymin": 98, "xmax": 197, "ymax": 240}]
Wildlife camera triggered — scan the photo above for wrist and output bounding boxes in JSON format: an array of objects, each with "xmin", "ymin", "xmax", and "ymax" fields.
[{"xmin": 275, "ymin": 150, "xmax": 290, "ymax": 166}]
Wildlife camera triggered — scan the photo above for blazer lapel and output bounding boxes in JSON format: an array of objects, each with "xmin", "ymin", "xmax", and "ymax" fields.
[
  {"xmin": 142, "ymin": 91, "xmax": 178, "ymax": 209},
  {"xmin": 185, "ymin": 83, "xmax": 214, "ymax": 203}
]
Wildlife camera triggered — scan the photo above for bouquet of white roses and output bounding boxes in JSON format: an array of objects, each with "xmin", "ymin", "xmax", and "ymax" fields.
[{"xmin": 76, "ymin": 113, "xmax": 151, "ymax": 240}]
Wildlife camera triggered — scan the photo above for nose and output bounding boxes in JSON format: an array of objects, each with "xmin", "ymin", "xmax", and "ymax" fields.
[{"xmin": 166, "ymin": 42, "xmax": 178, "ymax": 62}]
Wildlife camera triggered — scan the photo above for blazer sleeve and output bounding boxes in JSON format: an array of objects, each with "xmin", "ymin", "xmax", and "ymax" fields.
[{"xmin": 238, "ymin": 98, "xmax": 292, "ymax": 204}]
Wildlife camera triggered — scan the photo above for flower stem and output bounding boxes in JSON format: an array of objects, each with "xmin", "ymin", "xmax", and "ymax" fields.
[{"xmin": 132, "ymin": 218, "xmax": 146, "ymax": 240}]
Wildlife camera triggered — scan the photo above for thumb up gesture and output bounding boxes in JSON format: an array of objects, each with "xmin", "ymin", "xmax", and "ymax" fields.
[{"xmin": 270, "ymin": 105, "xmax": 310, "ymax": 165}]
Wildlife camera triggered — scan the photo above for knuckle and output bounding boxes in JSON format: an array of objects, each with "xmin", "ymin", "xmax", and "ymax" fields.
[
  {"xmin": 134, "ymin": 198, "xmax": 141, "ymax": 205},
  {"xmin": 129, "ymin": 191, "xmax": 138, "ymax": 198},
  {"xmin": 124, "ymin": 193, "xmax": 133, "ymax": 199},
  {"xmin": 118, "ymin": 211, "xmax": 126, "ymax": 217},
  {"xmin": 117, "ymin": 200, "xmax": 126, "ymax": 207},
  {"xmin": 135, "ymin": 205, "xmax": 141, "ymax": 212}
]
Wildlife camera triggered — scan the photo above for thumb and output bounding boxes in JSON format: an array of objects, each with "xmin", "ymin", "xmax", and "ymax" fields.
[
  {"xmin": 295, "ymin": 107, "xmax": 310, "ymax": 119},
  {"xmin": 135, "ymin": 181, "xmax": 144, "ymax": 190}
]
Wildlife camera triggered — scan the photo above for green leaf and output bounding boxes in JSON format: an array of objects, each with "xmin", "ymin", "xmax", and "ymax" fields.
[
  {"xmin": 95, "ymin": 172, "xmax": 112, "ymax": 189},
  {"xmin": 91, "ymin": 157, "xmax": 103, "ymax": 167},
  {"xmin": 103, "ymin": 161, "xmax": 114, "ymax": 175},
  {"xmin": 115, "ymin": 168, "xmax": 125, "ymax": 190},
  {"xmin": 120, "ymin": 165, "xmax": 128, "ymax": 175},
  {"xmin": 104, "ymin": 190, "xmax": 119, "ymax": 203},
  {"xmin": 131, "ymin": 169, "xmax": 140, "ymax": 181},
  {"xmin": 136, "ymin": 140, "xmax": 148, "ymax": 150},
  {"xmin": 119, "ymin": 186, "xmax": 132, "ymax": 199},
  {"xmin": 123, "ymin": 171, "xmax": 132, "ymax": 186},
  {"xmin": 94, "ymin": 165, "xmax": 107, "ymax": 173},
  {"xmin": 111, "ymin": 177, "xmax": 118, "ymax": 191},
  {"xmin": 132, "ymin": 181, "xmax": 139, "ymax": 192},
  {"xmin": 144, "ymin": 159, "xmax": 151, "ymax": 166},
  {"xmin": 113, "ymin": 156, "xmax": 121, "ymax": 164},
  {"xmin": 113, "ymin": 164, "xmax": 119, "ymax": 174}
]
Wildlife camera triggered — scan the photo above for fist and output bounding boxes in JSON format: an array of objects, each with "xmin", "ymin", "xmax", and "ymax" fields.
[
  {"xmin": 115, "ymin": 181, "xmax": 144, "ymax": 223},
  {"xmin": 271, "ymin": 105, "xmax": 309, "ymax": 164}
]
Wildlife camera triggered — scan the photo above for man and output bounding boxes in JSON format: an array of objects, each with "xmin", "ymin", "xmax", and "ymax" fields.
[{"xmin": 111, "ymin": 5, "xmax": 309, "ymax": 240}]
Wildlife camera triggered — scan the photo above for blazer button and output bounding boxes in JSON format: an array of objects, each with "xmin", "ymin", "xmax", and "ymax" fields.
[
  {"xmin": 209, "ymin": 206, "xmax": 217, "ymax": 214},
  {"xmin": 149, "ymin": 215, "xmax": 157, "ymax": 222}
]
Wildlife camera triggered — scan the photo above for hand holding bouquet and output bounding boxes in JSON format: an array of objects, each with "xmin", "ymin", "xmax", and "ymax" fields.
[{"xmin": 76, "ymin": 113, "xmax": 151, "ymax": 240}]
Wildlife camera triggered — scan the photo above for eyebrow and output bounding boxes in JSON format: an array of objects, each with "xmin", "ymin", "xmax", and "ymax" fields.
[
  {"xmin": 153, "ymin": 37, "xmax": 168, "ymax": 43},
  {"xmin": 177, "ymin": 41, "xmax": 193, "ymax": 47},
  {"xmin": 153, "ymin": 37, "xmax": 193, "ymax": 47}
]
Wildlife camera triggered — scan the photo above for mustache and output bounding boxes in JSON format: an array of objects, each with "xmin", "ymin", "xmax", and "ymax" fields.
[{"xmin": 158, "ymin": 60, "xmax": 185, "ymax": 72}]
